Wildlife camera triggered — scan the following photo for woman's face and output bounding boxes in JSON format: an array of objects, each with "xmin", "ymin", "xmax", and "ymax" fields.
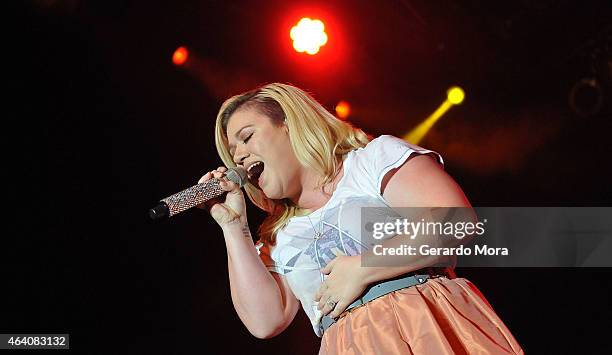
[{"xmin": 226, "ymin": 107, "xmax": 303, "ymax": 200}]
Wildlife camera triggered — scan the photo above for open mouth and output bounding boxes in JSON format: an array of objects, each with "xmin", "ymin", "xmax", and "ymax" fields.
[{"xmin": 246, "ymin": 161, "xmax": 265, "ymax": 187}]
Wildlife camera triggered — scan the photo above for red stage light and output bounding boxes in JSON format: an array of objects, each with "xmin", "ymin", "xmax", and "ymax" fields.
[
  {"xmin": 290, "ymin": 18, "xmax": 328, "ymax": 55},
  {"xmin": 335, "ymin": 101, "xmax": 351, "ymax": 119},
  {"xmin": 172, "ymin": 46, "xmax": 189, "ymax": 66}
]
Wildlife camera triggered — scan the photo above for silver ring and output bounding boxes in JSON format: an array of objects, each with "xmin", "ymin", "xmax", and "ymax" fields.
[{"xmin": 326, "ymin": 299, "xmax": 337, "ymax": 308}]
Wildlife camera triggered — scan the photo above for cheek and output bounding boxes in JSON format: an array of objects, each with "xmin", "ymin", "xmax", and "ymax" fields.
[
  {"xmin": 272, "ymin": 137, "xmax": 299, "ymax": 167},
  {"xmin": 257, "ymin": 126, "xmax": 299, "ymax": 174}
]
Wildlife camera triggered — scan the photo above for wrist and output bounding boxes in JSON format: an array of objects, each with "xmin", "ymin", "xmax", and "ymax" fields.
[
  {"xmin": 354, "ymin": 255, "xmax": 373, "ymax": 286},
  {"xmin": 221, "ymin": 219, "xmax": 251, "ymax": 238}
]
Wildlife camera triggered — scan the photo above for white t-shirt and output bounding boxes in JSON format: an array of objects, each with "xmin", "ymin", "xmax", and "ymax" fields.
[{"xmin": 255, "ymin": 135, "xmax": 444, "ymax": 336}]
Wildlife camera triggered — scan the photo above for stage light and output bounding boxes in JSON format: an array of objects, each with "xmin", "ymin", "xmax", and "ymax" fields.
[
  {"xmin": 404, "ymin": 86, "xmax": 465, "ymax": 144},
  {"xmin": 172, "ymin": 46, "xmax": 189, "ymax": 66},
  {"xmin": 290, "ymin": 18, "xmax": 328, "ymax": 55},
  {"xmin": 447, "ymin": 86, "xmax": 465, "ymax": 105},
  {"xmin": 335, "ymin": 101, "xmax": 351, "ymax": 119}
]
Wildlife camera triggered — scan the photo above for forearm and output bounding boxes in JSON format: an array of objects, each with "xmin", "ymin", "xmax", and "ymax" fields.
[{"xmin": 221, "ymin": 222, "xmax": 287, "ymax": 335}]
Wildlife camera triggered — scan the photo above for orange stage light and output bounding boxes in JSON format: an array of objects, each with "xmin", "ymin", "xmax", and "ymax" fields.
[
  {"xmin": 172, "ymin": 46, "xmax": 189, "ymax": 66},
  {"xmin": 335, "ymin": 101, "xmax": 351, "ymax": 119}
]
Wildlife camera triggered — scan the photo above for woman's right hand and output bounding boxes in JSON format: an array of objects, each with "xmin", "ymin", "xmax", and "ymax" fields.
[{"xmin": 197, "ymin": 166, "xmax": 247, "ymax": 228}]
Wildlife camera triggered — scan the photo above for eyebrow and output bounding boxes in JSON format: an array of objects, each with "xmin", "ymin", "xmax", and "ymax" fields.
[{"xmin": 228, "ymin": 124, "xmax": 254, "ymax": 154}]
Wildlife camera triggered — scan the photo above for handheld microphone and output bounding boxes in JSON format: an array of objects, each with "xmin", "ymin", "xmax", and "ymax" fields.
[{"xmin": 149, "ymin": 167, "xmax": 247, "ymax": 220}]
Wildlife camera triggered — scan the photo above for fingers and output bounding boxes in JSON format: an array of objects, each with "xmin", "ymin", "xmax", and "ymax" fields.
[
  {"xmin": 319, "ymin": 296, "xmax": 339, "ymax": 316},
  {"xmin": 198, "ymin": 171, "xmax": 212, "ymax": 184},
  {"xmin": 318, "ymin": 293, "xmax": 331, "ymax": 311},
  {"xmin": 219, "ymin": 179, "xmax": 238, "ymax": 192},
  {"xmin": 198, "ymin": 166, "xmax": 229, "ymax": 184},
  {"xmin": 196, "ymin": 171, "xmax": 214, "ymax": 210},
  {"xmin": 321, "ymin": 263, "xmax": 331, "ymax": 275},
  {"xmin": 210, "ymin": 167, "xmax": 225, "ymax": 180},
  {"xmin": 213, "ymin": 166, "xmax": 241, "ymax": 193},
  {"xmin": 328, "ymin": 300, "xmax": 349, "ymax": 319},
  {"xmin": 315, "ymin": 280, "xmax": 346, "ymax": 317},
  {"xmin": 314, "ymin": 280, "xmax": 327, "ymax": 302},
  {"xmin": 196, "ymin": 167, "xmax": 229, "ymax": 209},
  {"xmin": 316, "ymin": 281, "xmax": 331, "ymax": 311},
  {"xmin": 321, "ymin": 257, "xmax": 338, "ymax": 275},
  {"xmin": 211, "ymin": 167, "xmax": 234, "ymax": 187},
  {"xmin": 318, "ymin": 294, "xmax": 348, "ymax": 318}
]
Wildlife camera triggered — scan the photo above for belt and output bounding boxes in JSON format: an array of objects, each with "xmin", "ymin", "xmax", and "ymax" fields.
[{"xmin": 319, "ymin": 267, "xmax": 451, "ymax": 334}]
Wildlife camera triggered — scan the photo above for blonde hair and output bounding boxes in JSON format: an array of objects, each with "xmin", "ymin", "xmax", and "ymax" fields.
[{"xmin": 214, "ymin": 83, "xmax": 370, "ymax": 244}]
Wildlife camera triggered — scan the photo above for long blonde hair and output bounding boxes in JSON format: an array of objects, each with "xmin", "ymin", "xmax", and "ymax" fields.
[{"xmin": 214, "ymin": 83, "xmax": 370, "ymax": 244}]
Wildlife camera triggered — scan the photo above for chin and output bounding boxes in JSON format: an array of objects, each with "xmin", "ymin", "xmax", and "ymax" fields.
[
  {"xmin": 263, "ymin": 191, "xmax": 282, "ymax": 200},
  {"xmin": 262, "ymin": 185, "xmax": 283, "ymax": 200}
]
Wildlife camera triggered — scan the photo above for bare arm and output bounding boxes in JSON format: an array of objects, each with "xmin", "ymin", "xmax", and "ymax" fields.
[
  {"xmin": 222, "ymin": 222, "xmax": 299, "ymax": 338},
  {"xmin": 199, "ymin": 167, "xmax": 299, "ymax": 338},
  {"xmin": 359, "ymin": 153, "xmax": 475, "ymax": 285}
]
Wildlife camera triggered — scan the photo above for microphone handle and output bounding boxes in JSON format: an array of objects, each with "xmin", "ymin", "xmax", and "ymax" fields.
[{"xmin": 149, "ymin": 178, "xmax": 225, "ymax": 220}]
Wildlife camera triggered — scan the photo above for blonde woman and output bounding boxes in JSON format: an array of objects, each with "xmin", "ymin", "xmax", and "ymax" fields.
[{"xmin": 198, "ymin": 83, "xmax": 523, "ymax": 354}]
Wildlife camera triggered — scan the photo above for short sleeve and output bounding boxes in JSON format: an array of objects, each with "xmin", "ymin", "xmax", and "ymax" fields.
[
  {"xmin": 255, "ymin": 240, "xmax": 287, "ymax": 275},
  {"xmin": 352, "ymin": 135, "xmax": 444, "ymax": 195}
]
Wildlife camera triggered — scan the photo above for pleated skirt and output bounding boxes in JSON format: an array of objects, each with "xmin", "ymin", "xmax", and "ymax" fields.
[{"xmin": 319, "ymin": 276, "xmax": 524, "ymax": 355}]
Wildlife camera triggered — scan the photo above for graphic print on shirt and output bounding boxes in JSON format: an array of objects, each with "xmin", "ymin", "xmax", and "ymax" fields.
[
  {"xmin": 304, "ymin": 221, "xmax": 366, "ymax": 268},
  {"xmin": 281, "ymin": 251, "xmax": 302, "ymax": 274}
]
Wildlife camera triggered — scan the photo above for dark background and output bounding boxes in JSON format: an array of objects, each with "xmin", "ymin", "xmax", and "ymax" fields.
[{"xmin": 5, "ymin": 0, "xmax": 612, "ymax": 353}]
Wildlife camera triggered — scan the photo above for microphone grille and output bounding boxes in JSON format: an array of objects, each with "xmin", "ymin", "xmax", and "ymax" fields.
[{"xmin": 226, "ymin": 167, "xmax": 248, "ymax": 188}]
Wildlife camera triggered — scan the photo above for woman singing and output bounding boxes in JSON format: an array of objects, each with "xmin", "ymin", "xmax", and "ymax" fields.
[{"xmin": 198, "ymin": 83, "xmax": 523, "ymax": 354}]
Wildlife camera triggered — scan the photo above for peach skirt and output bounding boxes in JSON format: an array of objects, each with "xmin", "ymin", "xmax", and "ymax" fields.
[{"xmin": 319, "ymin": 276, "xmax": 523, "ymax": 355}]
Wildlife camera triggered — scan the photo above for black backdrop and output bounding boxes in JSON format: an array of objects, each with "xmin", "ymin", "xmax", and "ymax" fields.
[{"xmin": 6, "ymin": 1, "xmax": 612, "ymax": 353}]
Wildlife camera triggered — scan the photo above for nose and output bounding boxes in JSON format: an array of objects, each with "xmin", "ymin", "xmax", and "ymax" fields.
[{"xmin": 233, "ymin": 145, "xmax": 249, "ymax": 166}]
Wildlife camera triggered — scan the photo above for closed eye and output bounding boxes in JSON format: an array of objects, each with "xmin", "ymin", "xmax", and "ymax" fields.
[{"xmin": 243, "ymin": 132, "xmax": 253, "ymax": 144}]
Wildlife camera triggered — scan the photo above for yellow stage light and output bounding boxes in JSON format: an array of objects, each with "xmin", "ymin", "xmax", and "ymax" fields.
[
  {"xmin": 403, "ymin": 86, "xmax": 466, "ymax": 144},
  {"xmin": 447, "ymin": 86, "xmax": 465, "ymax": 105}
]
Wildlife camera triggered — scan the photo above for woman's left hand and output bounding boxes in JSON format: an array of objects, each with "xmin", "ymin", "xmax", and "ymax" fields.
[{"xmin": 314, "ymin": 255, "xmax": 369, "ymax": 319}]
